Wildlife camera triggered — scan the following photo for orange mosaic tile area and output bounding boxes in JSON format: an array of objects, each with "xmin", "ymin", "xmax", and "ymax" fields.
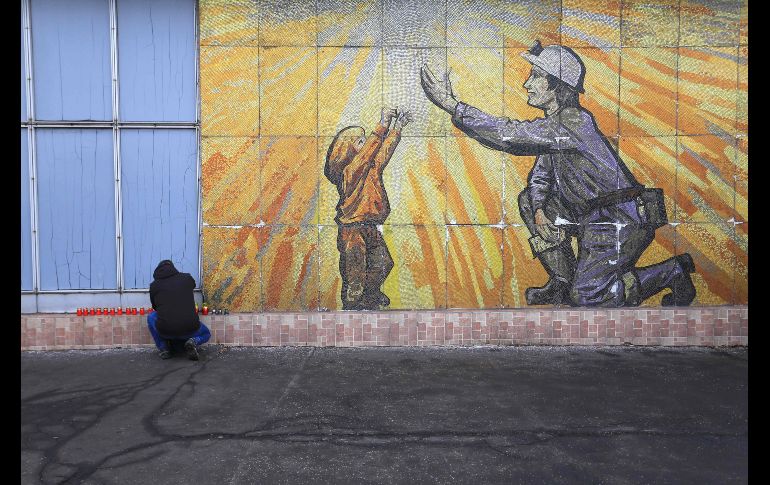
[{"xmin": 200, "ymin": 0, "xmax": 747, "ymax": 312}]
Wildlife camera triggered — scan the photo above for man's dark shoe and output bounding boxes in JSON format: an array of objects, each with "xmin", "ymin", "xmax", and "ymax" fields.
[
  {"xmin": 159, "ymin": 350, "xmax": 172, "ymax": 360},
  {"xmin": 661, "ymin": 253, "xmax": 696, "ymax": 306},
  {"xmin": 184, "ymin": 338, "xmax": 199, "ymax": 361},
  {"xmin": 525, "ymin": 278, "xmax": 571, "ymax": 305}
]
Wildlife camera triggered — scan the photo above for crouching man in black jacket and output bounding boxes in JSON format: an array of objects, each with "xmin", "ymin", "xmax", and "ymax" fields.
[{"xmin": 148, "ymin": 260, "xmax": 211, "ymax": 360}]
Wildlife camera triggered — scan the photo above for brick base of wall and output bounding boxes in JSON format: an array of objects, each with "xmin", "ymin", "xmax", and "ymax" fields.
[{"xmin": 21, "ymin": 307, "xmax": 748, "ymax": 350}]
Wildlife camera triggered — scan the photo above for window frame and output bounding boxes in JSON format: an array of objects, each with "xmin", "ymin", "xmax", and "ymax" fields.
[{"xmin": 20, "ymin": 0, "xmax": 202, "ymax": 308}]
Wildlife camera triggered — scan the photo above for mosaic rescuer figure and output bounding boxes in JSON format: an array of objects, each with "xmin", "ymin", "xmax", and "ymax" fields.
[
  {"xmin": 148, "ymin": 260, "xmax": 211, "ymax": 360},
  {"xmin": 325, "ymin": 107, "xmax": 412, "ymax": 310},
  {"xmin": 421, "ymin": 41, "xmax": 696, "ymax": 307}
]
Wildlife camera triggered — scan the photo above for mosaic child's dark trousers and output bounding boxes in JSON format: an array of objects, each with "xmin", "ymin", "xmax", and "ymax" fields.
[{"xmin": 337, "ymin": 224, "xmax": 394, "ymax": 310}]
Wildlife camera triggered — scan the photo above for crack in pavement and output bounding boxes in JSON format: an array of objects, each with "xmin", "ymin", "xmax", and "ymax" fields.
[{"xmin": 22, "ymin": 352, "xmax": 223, "ymax": 484}]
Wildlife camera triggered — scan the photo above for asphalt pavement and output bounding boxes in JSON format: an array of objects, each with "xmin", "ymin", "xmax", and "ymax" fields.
[{"xmin": 21, "ymin": 345, "xmax": 748, "ymax": 484}]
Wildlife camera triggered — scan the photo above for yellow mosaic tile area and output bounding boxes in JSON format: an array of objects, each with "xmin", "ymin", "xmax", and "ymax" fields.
[
  {"xmin": 380, "ymin": 137, "xmax": 446, "ymax": 226},
  {"xmin": 199, "ymin": 0, "xmax": 748, "ymax": 311},
  {"xmin": 383, "ymin": 47, "xmax": 447, "ymax": 136},
  {"xmin": 200, "ymin": 46, "xmax": 260, "ymax": 136},
  {"xmin": 382, "ymin": 225, "xmax": 447, "ymax": 310},
  {"xmin": 621, "ymin": 0, "xmax": 680, "ymax": 47},
  {"xmin": 447, "ymin": 47, "xmax": 504, "ymax": 123},
  {"xmin": 678, "ymin": 47, "xmax": 739, "ymax": 136},
  {"xmin": 261, "ymin": 225, "xmax": 319, "ymax": 310},
  {"xmin": 502, "ymin": 226, "xmax": 548, "ymax": 308},
  {"xmin": 202, "ymin": 227, "xmax": 264, "ymax": 311},
  {"xmin": 259, "ymin": 46, "xmax": 318, "ymax": 136},
  {"xmin": 318, "ymin": 225, "xmax": 342, "ymax": 311},
  {"xmin": 260, "ymin": 136, "xmax": 319, "ymax": 225},
  {"xmin": 498, "ymin": 0, "xmax": 561, "ymax": 49},
  {"xmin": 739, "ymin": 0, "xmax": 748, "ymax": 45},
  {"xmin": 680, "ymin": 0, "xmax": 740, "ymax": 47},
  {"xmin": 735, "ymin": 135, "xmax": 747, "ymax": 221},
  {"xmin": 317, "ymin": 0, "xmax": 381, "ymax": 47},
  {"xmin": 738, "ymin": 46, "xmax": 748, "ymax": 133},
  {"xmin": 445, "ymin": 137, "xmax": 503, "ymax": 225},
  {"xmin": 201, "ymin": 137, "xmax": 260, "ymax": 225},
  {"xmin": 676, "ymin": 223, "xmax": 735, "ymax": 306},
  {"xmin": 617, "ymin": 136, "xmax": 676, "ymax": 219},
  {"xmin": 259, "ymin": 0, "xmax": 317, "ymax": 47},
  {"xmin": 561, "ymin": 0, "xmax": 621, "ymax": 48},
  {"xmin": 199, "ymin": 0, "xmax": 259, "ymax": 47},
  {"xmin": 676, "ymin": 135, "xmax": 736, "ymax": 223},
  {"xmin": 318, "ymin": 47, "xmax": 382, "ymax": 137},
  {"xmin": 619, "ymin": 48, "xmax": 677, "ymax": 136},
  {"xmin": 735, "ymin": 221, "xmax": 747, "ymax": 304},
  {"xmin": 447, "ymin": 226, "xmax": 503, "ymax": 308}
]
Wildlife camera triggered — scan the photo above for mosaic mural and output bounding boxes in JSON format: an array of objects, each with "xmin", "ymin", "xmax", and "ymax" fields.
[{"xmin": 199, "ymin": 0, "xmax": 748, "ymax": 311}]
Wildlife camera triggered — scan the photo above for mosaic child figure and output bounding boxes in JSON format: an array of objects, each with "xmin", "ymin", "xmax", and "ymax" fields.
[{"xmin": 325, "ymin": 108, "xmax": 412, "ymax": 310}]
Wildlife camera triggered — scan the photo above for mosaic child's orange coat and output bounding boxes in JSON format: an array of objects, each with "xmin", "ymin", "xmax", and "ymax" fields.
[{"xmin": 327, "ymin": 123, "xmax": 401, "ymax": 225}]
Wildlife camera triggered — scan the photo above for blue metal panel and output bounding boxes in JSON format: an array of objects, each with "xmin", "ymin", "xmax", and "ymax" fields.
[
  {"xmin": 117, "ymin": 0, "xmax": 196, "ymax": 122},
  {"xmin": 21, "ymin": 17, "xmax": 27, "ymax": 122},
  {"xmin": 120, "ymin": 129, "xmax": 199, "ymax": 288},
  {"xmin": 36, "ymin": 129, "xmax": 117, "ymax": 290},
  {"xmin": 21, "ymin": 130, "xmax": 33, "ymax": 291},
  {"xmin": 30, "ymin": 0, "xmax": 112, "ymax": 121}
]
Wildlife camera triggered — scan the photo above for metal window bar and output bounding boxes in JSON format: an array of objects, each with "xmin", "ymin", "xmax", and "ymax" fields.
[
  {"xmin": 22, "ymin": 0, "xmax": 40, "ymax": 296},
  {"xmin": 194, "ymin": 0, "xmax": 203, "ymax": 292},
  {"xmin": 25, "ymin": 122, "xmax": 199, "ymax": 128},
  {"xmin": 109, "ymin": 0, "xmax": 124, "ymax": 292}
]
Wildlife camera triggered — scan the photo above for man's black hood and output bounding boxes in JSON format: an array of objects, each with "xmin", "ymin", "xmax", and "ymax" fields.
[{"xmin": 153, "ymin": 260, "xmax": 179, "ymax": 280}]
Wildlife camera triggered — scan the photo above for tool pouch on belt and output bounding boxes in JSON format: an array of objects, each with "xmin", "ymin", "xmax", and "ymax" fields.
[
  {"xmin": 635, "ymin": 188, "xmax": 668, "ymax": 229},
  {"xmin": 528, "ymin": 229, "xmax": 567, "ymax": 257}
]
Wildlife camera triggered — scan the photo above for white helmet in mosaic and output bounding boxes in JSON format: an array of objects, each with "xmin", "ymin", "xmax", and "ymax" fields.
[{"xmin": 521, "ymin": 40, "xmax": 586, "ymax": 93}]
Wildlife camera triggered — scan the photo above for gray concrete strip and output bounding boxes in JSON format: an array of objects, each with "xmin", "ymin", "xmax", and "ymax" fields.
[{"xmin": 21, "ymin": 346, "xmax": 747, "ymax": 484}]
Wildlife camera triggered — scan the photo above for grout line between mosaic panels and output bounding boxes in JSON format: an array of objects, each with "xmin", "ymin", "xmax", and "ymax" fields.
[
  {"xmin": 501, "ymin": 27, "xmax": 507, "ymax": 309},
  {"xmin": 732, "ymin": 3, "xmax": 741, "ymax": 231},
  {"xmin": 617, "ymin": 0, "xmax": 623, "ymax": 182},
  {"xmin": 675, "ymin": 0, "xmax": 681, "ymax": 224},
  {"xmin": 444, "ymin": 0, "xmax": 449, "ymax": 311},
  {"xmin": 315, "ymin": 0, "xmax": 321, "ymax": 314},
  {"xmin": 200, "ymin": 42, "xmax": 745, "ymax": 50},
  {"xmin": 203, "ymin": 221, "xmax": 729, "ymax": 229},
  {"xmin": 201, "ymin": 133, "xmax": 740, "ymax": 139},
  {"xmin": 731, "ymin": 0, "xmax": 743, "ymax": 306},
  {"xmin": 256, "ymin": 1, "xmax": 263, "ymax": 311}
]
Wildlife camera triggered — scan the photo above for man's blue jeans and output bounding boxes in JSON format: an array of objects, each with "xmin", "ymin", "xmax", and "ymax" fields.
[{"xmin": 147, "ymin": 312, "xmax": 211, "ymax": 351}]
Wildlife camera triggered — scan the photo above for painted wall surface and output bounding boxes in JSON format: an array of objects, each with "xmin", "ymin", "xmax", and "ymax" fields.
[{"xmin": 199, "ymin": 0, "xmax": 747, "ymax": 311}]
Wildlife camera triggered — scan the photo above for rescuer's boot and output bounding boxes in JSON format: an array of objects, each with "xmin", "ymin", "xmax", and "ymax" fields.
[
  {"xmin": 634, "ymin": 253, "xmax": 696, "ymax": 306},
  {"xmin": 525, "ymin": 243, "xmax": 576, "ymax": 306}
]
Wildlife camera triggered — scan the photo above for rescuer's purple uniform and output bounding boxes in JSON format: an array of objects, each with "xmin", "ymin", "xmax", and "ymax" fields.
[{"xmin": 452, "ymin": 101, "xmax": 660, "ymax": 306}]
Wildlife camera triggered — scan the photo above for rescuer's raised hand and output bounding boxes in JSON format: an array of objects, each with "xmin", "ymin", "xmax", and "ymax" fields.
[{"xmin": 420, "ymin": 64, "xmax": 458, "ymax": 114}]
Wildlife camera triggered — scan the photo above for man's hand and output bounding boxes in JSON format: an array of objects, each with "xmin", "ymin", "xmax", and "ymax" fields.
[
  {"xmin": 381, "ymin": 107, "xmax": 398, "ymax": 127},
  {"xmin": 394, "ymin": 110, "xmax": 413, "ymax": 130},
  {"xmin": 420, "ymin": 64, "xmax": 458, "ymax": 114},
  {"xmin": 535, "ymin": 208, "xmax": 561, "ymax": 243}
]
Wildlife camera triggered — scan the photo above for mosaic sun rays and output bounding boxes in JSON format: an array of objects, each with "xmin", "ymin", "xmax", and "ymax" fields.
[{"xmin": 200, "ymin": 0, "xmax": 747, "ymax": 311}]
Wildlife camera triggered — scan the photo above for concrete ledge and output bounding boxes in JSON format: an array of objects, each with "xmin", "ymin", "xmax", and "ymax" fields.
[{"xmin": 20, "ymin": 307, "xmax": 748, "ymax": 350}]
